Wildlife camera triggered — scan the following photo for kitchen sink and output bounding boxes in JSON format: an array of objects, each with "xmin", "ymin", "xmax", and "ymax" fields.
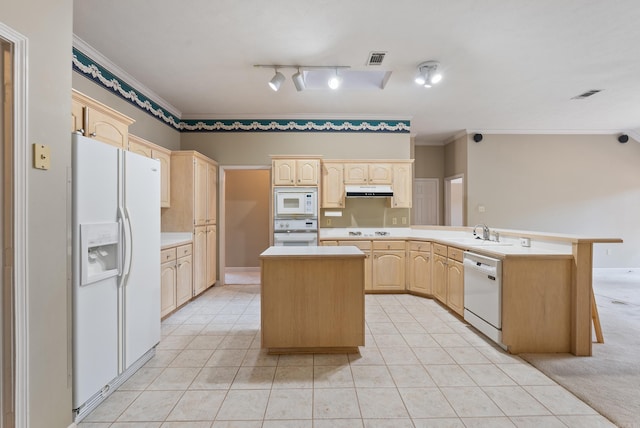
[{"xmin": 448, "ymin": 238, "xmax": 512, "ymax": 247}]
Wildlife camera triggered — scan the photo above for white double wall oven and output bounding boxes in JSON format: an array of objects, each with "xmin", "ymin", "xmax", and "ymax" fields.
[{"xmin": 273, "ymin": 187, "xmax": 319, "ymax": 246}]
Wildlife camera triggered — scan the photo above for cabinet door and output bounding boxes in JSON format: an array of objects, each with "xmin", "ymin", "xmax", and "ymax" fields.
[
  {"xmin": 207, "ymin": 163, "xmax": 217, "ymax": 224},
  {"xmin": 152, "ymin": 149, "xmax": 171, "ymax": 208},
  {"xmin": 409, "ymin": 250, "xmax": 432, "ymax": 294},
  {"xmin": 321, "ymin": 163, "xmax": 345, "ymax": 208},
  {"xmin": 71, "ymin": 98, "xmax": 85, "ymax": 134},
  {"xmin": 86, "ymin": 107, "xmax": 128, "ymax": 149},
  {"xmin": 194, "ymin": 158, "xmax": 208, "ymax": 226},
  {"xmin": 372, "ymin": 250, "xmax": 405, "ymax": 291},
  {"xmin": 391, "ymin": 163, "xmax": 413, "ymax": 208},
  {"xmin": 368, "ymin": 163, "xmax": 393, "ymax": 184},
  {"xmin": 273, "ymin": 159, "xmax": 296, "ymax": 185},
  {"xmin": 432, "ymin": 254, "xmax": 448, "ymax": 304},
  {"xmin": 296, "ymin": 159, "xmax": 319, "ymax": 185},
  {"xmin": 160, "ymin": 261, "xmax": 177, "ymax": 318},
  {"xmin": 176, "ymin": 255, "xmax": 193, "ymax": 307},
  {"xmin": 447, "ymin": 260, "xmax": 464, "ymax": 316},
  {"xmin": 206, "ymin": 225, "xmax": 217, "ymax": 289},
  {"xmin": 193, "ymin": 226, "xmax": 207, "ymax": 295},
  {"xmin": 343, "ymin": 163, "xmax": 368, "ymax": 184}
]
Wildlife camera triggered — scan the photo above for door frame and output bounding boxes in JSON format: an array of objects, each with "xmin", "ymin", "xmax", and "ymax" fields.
[
  {"xmin": 0, "ymin": 22, "xmax": 29, "ymax": 427},
  {"xmin": 444, "ymin": 173, "xmax": 465, "ymax": 226},
  {"xmin": 218, "ymin": 165, "xmax": 271, "ymax": 286}
]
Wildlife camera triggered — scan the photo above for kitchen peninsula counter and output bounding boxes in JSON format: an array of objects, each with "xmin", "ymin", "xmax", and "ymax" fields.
[
  {"xmin": 320, "ymin": 226, "xmax": 622, "ymax": 357},
  {"xmin": 260, "ymin": 246, "xmax": 365, "ymax": 354}
]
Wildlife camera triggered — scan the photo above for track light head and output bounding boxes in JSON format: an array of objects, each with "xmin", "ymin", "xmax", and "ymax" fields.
[
  {"xmin": 473, "ymin": 133, "xmax": 483, "ymax": 143},
  {"xmin": 328, "ymin": 69, "xmax": 342, "ymax": 90},
  {"xmin": 618, "ymin": 134, "xmax": 629, "ymax": 143},
  {"xmin": 268, "ymin": 70, "xmax": 285, "ymax": 91},
  {"xmin": 292, "ymin": 69, "xmax": 306, "ymax": 91}
]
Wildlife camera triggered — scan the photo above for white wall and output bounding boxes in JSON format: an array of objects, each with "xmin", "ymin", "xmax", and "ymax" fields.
[
  {"xmin": 466, "ymin": 134, "xmax": 640, "ymax": 268},
  {"xmin": 2, "ymin": 0, "xmax": 74, "ymax": 426}
]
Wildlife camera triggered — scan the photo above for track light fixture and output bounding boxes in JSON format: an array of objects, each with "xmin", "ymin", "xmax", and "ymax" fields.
[
  {"xmin": 415, "ymin": 61, "xmax": 443, "ymax": 88},
  {"xmin": 254, "ymin": 64, "xmax": 350, "ymax": 91},
  {"xmin": 268, "ymin": 69, "xmax": 285, "ymax": 91}
]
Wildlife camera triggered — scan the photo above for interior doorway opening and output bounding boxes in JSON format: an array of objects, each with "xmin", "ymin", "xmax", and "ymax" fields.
[
  {"xmin": 444, "ymin": 174, "xmax": 464, "ymax": 226},
  {"xmin": 219, "ymin": 167, "xmax": 270, "ymax": 286}
]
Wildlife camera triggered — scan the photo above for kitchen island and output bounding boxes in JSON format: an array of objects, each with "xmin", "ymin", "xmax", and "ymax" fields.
[{"xmin": 260, "ymin": 246, "xmax": 365, "ymax": 354}]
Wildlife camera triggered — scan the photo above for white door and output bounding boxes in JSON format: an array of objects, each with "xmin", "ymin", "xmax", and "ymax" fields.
[
  {"xmin": 72, "ymin": 135, "xmax": 120, "ymax": 408},
  {"xmin": 445, "ymin": 175, "xmax": 464, "ymax": 226},
  {"xmin": 412, "ymin": 178, "xmax": 439, "ymax": 225},
  {"xmin": 123, "ymin": 151, "xmax": 161, "ymax": 369}
]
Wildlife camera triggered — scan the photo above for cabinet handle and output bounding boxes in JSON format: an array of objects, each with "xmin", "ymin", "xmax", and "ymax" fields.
[
  {"xmin": 90, "ymin": 132, "xmax": 96, "ymax": 137},
  {"xmin": 75, "ymin": 129, "xmax": 84, "ymax": 135}
]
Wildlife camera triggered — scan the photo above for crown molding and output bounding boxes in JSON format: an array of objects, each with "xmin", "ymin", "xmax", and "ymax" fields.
[
  {"xmin": 466, "ymin": 128, "xmax": 625, "ymax": 135},
  {"xmin": 72, "ymin": 35, "xmax": 182, "ymax": 118}
]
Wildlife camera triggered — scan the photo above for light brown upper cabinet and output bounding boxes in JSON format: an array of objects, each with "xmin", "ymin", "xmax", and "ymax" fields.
[
  {"xmin": 72, "ymin": 89, "xmax": 134, "ymax": 149},
  {"xmin": 344, "ymin": 163, "xmax": 393, "ymax": 185},
  {"xmin": 391, "ymin": 162, "xmax": 413, "ymax": 208},
  {"xmin": 321, "ymin": 162, "xmax": 345, "ymax": 208},
  {"xmin": 128, "ymin": 134, "xmax": 172, "ymax": 208},
  {"xmin": 272, "ymin": 157, "xmax": 320, "ymax": 186}
]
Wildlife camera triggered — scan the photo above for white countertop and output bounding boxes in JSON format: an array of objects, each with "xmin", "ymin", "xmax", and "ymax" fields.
[
  {"xmin": 319, "ymin": 227, "xmax": 575, "ymax": 258},
  {"xmin": 261, "ymin": 245, "xmax": 365, "ymax": 258},
  {"xmin": 161, "ymin": 232, "xmax": 193, "ymax": 248}
]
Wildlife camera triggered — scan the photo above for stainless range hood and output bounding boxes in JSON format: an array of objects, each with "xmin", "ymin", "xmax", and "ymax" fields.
[{"xmin": 345, "ymin": 185, "xmax": 393, "ymax": 198}]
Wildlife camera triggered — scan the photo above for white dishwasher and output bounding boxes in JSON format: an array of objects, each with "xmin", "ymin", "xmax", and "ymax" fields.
[{"xmin": 463, "ymin": 252, "xmax": 505, "ymax": 348}]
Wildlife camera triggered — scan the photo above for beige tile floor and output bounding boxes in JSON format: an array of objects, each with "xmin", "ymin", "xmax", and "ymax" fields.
[{"xmin": 78, "ymin": 284, "xmax": 616, "ymax": 428}]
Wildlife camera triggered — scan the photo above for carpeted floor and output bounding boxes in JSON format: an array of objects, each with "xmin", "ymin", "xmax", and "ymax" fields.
[{"xmin": 521, "ymin": 268, "xmax": 640, "ymax": 428}]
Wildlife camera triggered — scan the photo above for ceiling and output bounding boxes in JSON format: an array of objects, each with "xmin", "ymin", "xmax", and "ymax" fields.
[{"xmin": 72, "ymin": 0, "xmax": 640, "ymax": 143}]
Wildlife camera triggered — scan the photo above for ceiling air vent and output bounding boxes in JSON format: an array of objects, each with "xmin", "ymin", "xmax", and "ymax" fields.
[
  {"xmin": 572, "ymin": 89, "xmax": 602, "ymax": 99},
  {"xmin": 367, "ymin": 51, "xmax": 386, "ymax": 66}
]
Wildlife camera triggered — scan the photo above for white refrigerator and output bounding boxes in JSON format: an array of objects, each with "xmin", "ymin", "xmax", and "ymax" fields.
[{"xmin": 72, "ymin": 133, "xmax": 161, "ymax": 419}]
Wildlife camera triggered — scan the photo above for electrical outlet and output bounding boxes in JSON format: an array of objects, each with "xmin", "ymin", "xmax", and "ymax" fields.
[
  {"xmin": 401, "ymin": 217, "xmax": 407, "ymax": 224},
  {"xmin": 520, "ymin": 237, "xmax": 531, "ymax": 247},
  {"xmin": 392, "ymin": 217, "xmax": 397, "ymax": 225},
  {"xmin": 326, "ymin": 218, "xmax": 331, "ymax": 226}
]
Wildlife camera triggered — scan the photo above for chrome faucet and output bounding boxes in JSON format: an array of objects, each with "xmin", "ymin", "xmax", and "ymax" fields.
[{"xmin": 473, "ymin": 224, "xmax": 490, "ymax": 240}]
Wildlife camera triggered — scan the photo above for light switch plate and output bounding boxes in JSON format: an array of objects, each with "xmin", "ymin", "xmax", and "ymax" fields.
[{"xmin": 33, "ymin": 144, "xmax": 51, "ymax": 170}]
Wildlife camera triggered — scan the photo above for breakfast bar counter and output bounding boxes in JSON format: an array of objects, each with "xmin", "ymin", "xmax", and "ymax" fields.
[{"xmin": 260, "ymin": 246, "xmax": 365, "ymax": 354}]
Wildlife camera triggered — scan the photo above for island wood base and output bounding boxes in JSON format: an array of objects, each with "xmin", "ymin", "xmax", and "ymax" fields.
[{"xmin": 260, "ymin": 246, "xmax": 365, "ymax": 354}]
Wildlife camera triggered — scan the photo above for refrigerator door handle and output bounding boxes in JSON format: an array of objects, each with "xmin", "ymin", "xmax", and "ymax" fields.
[
  {"xmin": 122, "ymin": 206, "xmax": 133, "ymax": 282},
  {"xmin": 117, "ymin": 205, "xmax": 127, "ymax": 289}
]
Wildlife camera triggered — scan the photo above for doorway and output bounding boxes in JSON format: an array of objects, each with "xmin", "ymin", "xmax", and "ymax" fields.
[
  {"xmin": 444, "ymin": 174, "xmax": 464, "ymax": 226},
  {"xmin": 0, "ymin": 22, "xmax": 28, "ymax": 427},
  {"xmin": 219, "ymin": 167, "xmax": 270, "ymax": 285}
]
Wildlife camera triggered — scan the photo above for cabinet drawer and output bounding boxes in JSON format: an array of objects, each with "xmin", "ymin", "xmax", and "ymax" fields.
[
  {"xmin": 409, "ymin": 241, "xmax": 431, "ymax": 252},
  {"xmin": 338, "ymin": 240, "xmax": 372, "ymax": 251},
  {"xmin": 373, "ymin": 240, "xmax": 405, "ymax": 251},
  {"xmin": 433, "ymin": 243, "xmax": 448, "ymax": 257},
  {"xmin": 177, "ymin": 244, "xmax": 192, "ymax": 258},
  {"xmin": 447, "ymin": 246, "xmax": 464, "ymax": 262},
  {"xmin": 161, "ymin": 248, "xmax": 177, "ymax": 263}
]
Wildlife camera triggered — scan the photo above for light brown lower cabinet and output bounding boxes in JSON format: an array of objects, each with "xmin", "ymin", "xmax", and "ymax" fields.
[
  {"xmin": 408, "ymin": 241, "xmax": 432, "ymax": 294},
  {"xmin": 432, "ymin": 252, "xmax": 448, "ymax": 304},
  {"xmin": 160, "ymin": 243, "xmax": 193, "ymax": 318},
  {"xmin": 372, "ymin": 240, "xmax": 406, "ymax": 291},
  {"xmin": 446, "ymin": 259, "xmax": 464, "ymax": 316},
  {"xmin": 337, "ymin": 240, "xmax": 372, "ymax": 291}
]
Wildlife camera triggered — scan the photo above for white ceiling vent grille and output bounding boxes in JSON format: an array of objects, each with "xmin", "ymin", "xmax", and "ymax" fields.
[
  {"xmin": 572, "ymin": 89, "xmax": 602, "ymax": 99},
  {"xmin": 367, "ymin": 51, "xmax": 386, "ymax": 66}
]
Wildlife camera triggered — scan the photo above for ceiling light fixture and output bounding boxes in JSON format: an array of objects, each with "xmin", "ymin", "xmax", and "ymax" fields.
[
  {"xmin": 327, "ymin": 68, "xmax": 342, "ymax": 90},
  {"xmin": 268, "ymin": 69, "xmax": 285, "ymax": 91},
  {"xmin": 415, "ymin": 61, "xmax": 443, "ymax": 88},
  {"xmin": 292, "ymin": 67, "xmax": 306, "ymax": 91},
  {"xmin": 255, "ymin": 64, "xmax": 350, "ymax": 91}
]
